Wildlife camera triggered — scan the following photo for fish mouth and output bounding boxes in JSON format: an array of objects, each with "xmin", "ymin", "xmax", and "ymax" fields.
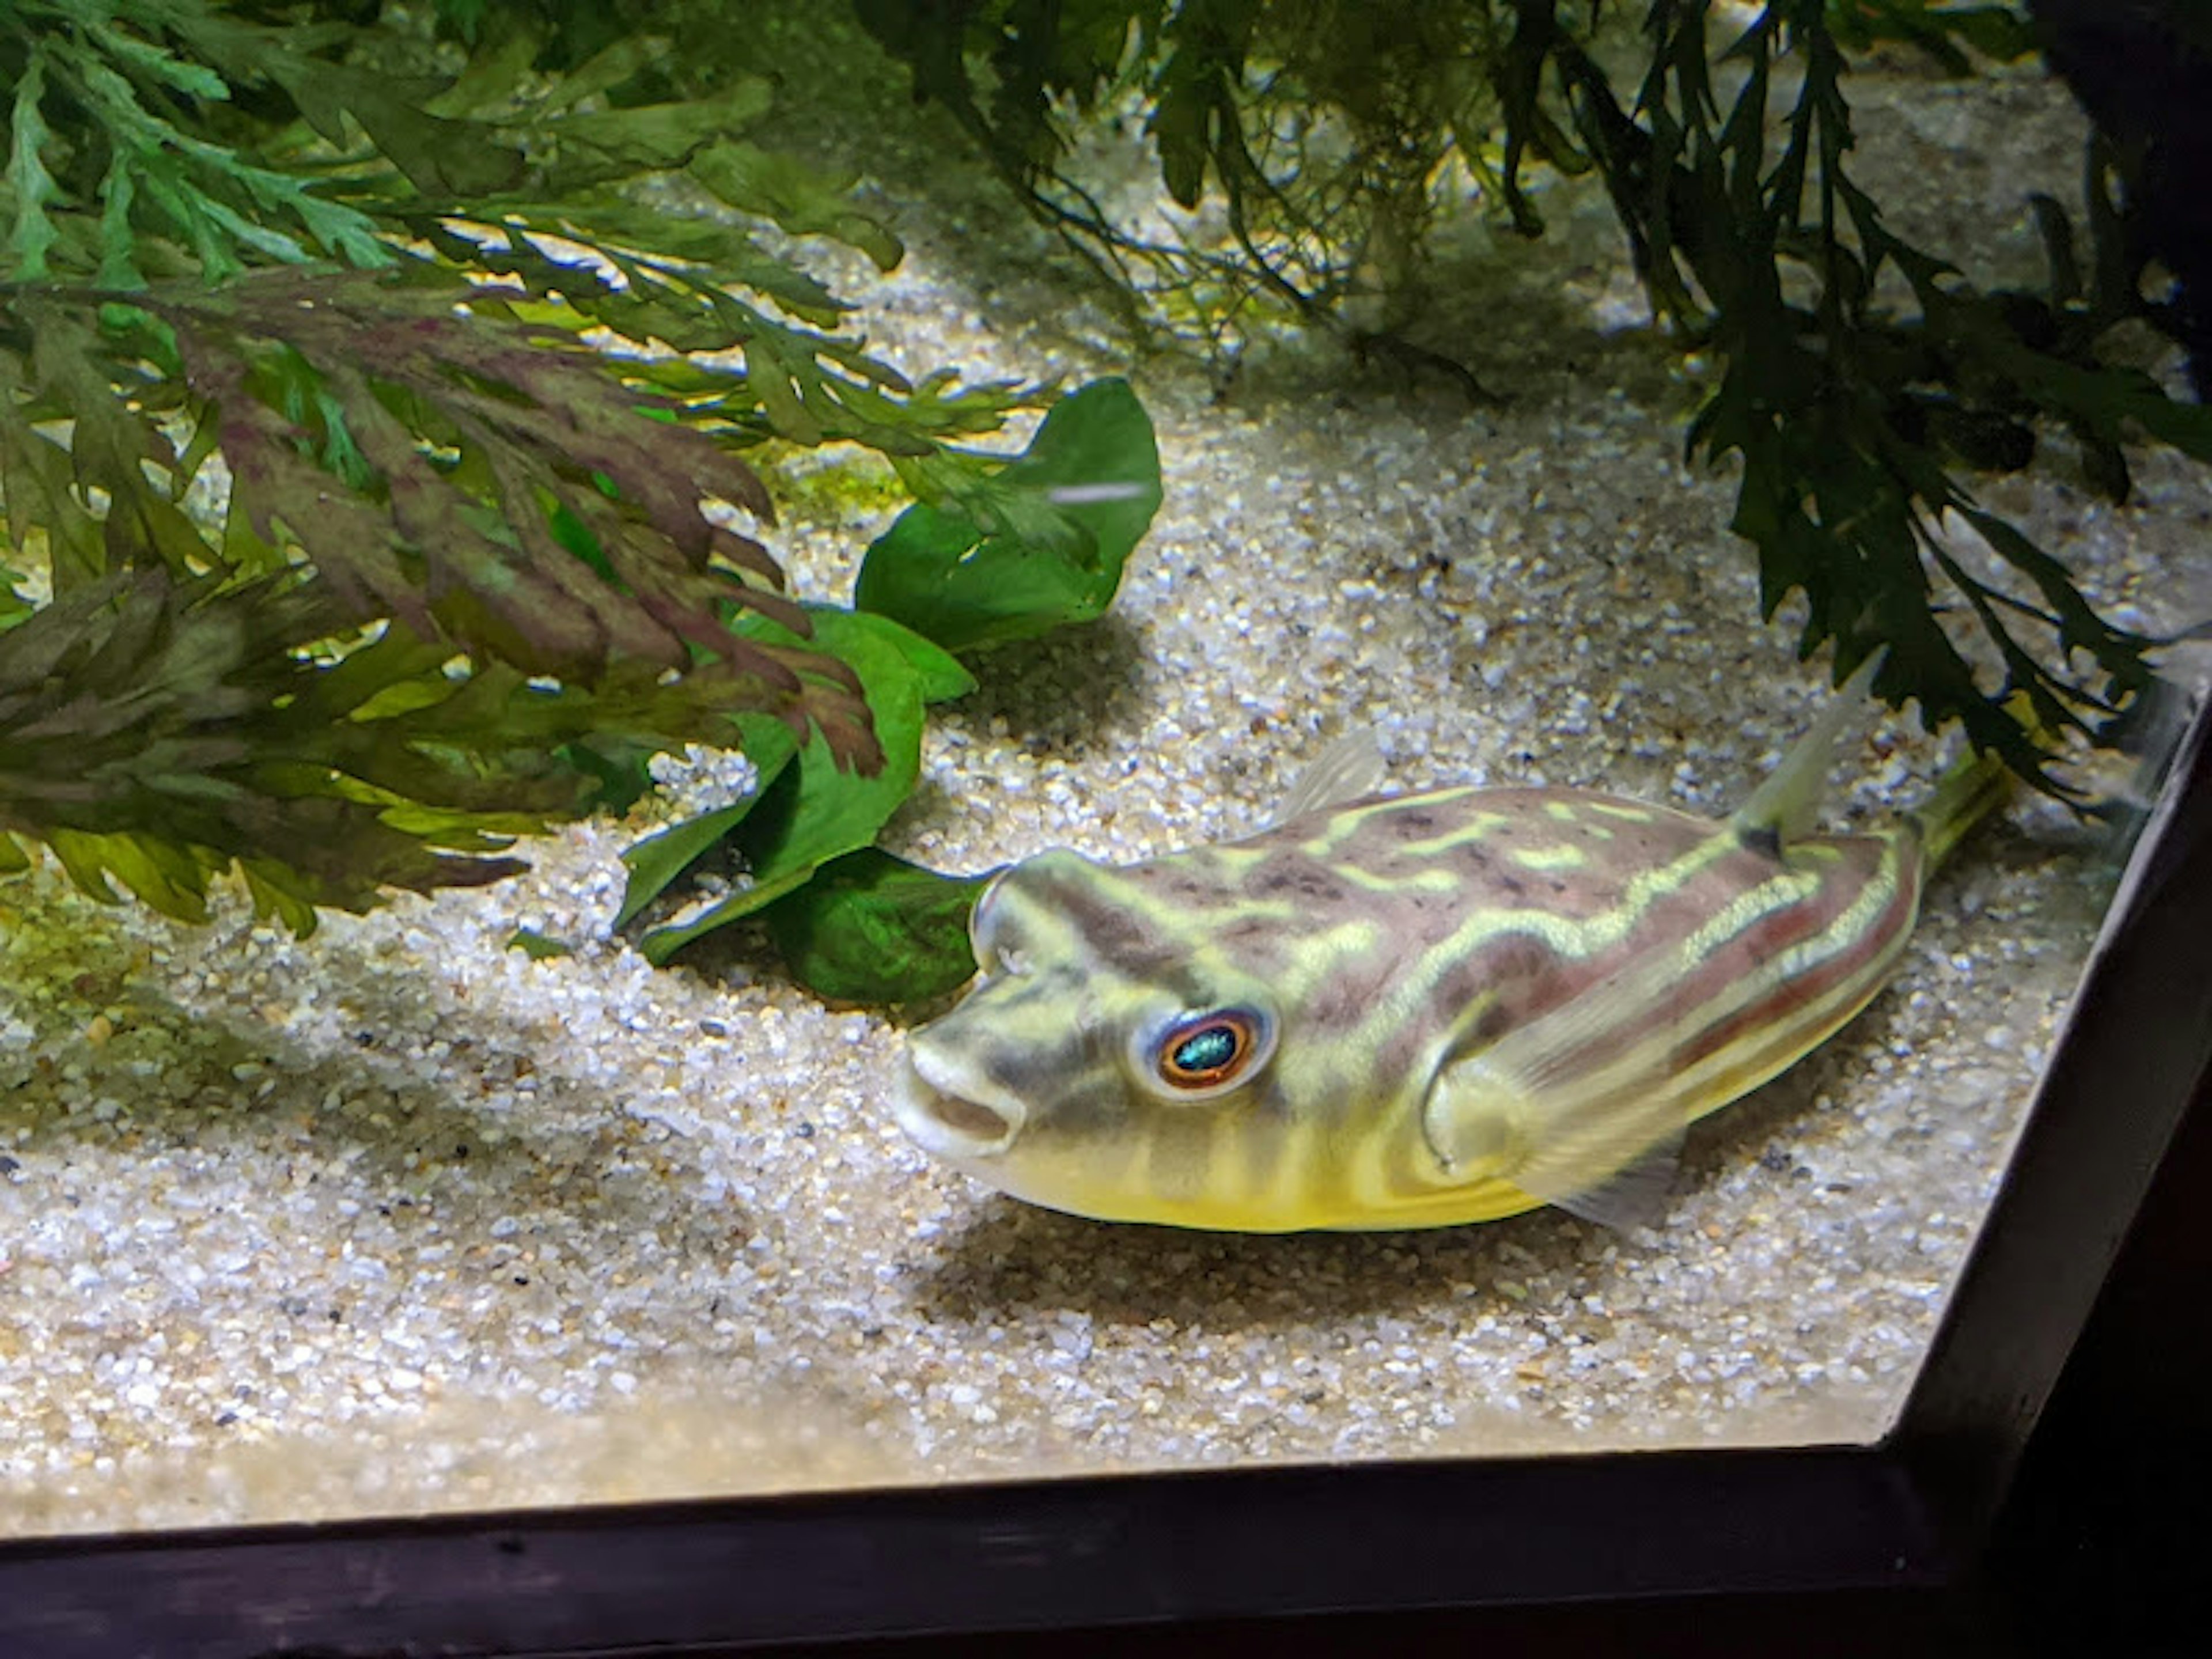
[{"xmin": 894, "ymin": 1046, "xmax": 1026, "ymax": 1160}]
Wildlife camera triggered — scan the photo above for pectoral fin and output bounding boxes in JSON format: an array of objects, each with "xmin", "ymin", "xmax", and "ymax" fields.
[
  {"xmin": 1421, "ymin": 1052, "xmax": 1531, "ymax": 1175},
  {"xmin": 1539, "ymin": 1131, "xmax": 1683, "ymax": 1230},
  {"xmin": 1425, "ymin": 948, "xmax": 1700, "ymax": 1230}
]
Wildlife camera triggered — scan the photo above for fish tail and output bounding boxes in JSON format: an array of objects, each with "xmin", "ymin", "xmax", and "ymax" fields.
[
  {"xmin": 1911, "ymin": 692, "xmax": 2043, "ymax": 870},
  {"xmin": 1912, "ymin": 748, "xmax": 2011, "ymax": 871}
]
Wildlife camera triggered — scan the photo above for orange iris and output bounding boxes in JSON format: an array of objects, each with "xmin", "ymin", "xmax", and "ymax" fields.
[{"xmin": 1157, "ymin": 1010, "xmax": 1261, "ymax": 1089}]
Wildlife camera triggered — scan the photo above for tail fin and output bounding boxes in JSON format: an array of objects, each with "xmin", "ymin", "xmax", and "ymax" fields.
[
  {"xmin": 1911, "ymin": 747, "xmax": 2014, "ymax": 870},
  {"xmin": 1911, "ymin": 692, "xmax": 2042, "ymax": 870}
]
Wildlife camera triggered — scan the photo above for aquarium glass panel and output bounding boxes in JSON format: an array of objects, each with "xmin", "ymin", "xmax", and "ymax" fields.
[{"xmin": 2, "ymin": 0, "xmax": 2206, "ymax": 1537}]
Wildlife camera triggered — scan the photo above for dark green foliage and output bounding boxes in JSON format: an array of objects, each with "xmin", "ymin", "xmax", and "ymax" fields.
[
  {"xmin": 617, "ymin": 374, "xmax": 1158, "ymax": 993},
  {"xmin": 618, "ymin": 606, "xmax": 976, "ymax": 966},
  {"xmin": 0, "ymin": 567, "xmax": 736, "ymax": 932},
  {"xmin": 763, "ymin": 849, "xmax": 993, "ymax": 1005},
  {"xmin": 2, "ymin": 1, "xmax": 408, "ymax": 286},
  {"xmin": 855, "ymin": 378, "xmax": 1164, "ymax": 653},
  {"xmin": 4, "ymin": 272, "xmax": 874, "ymax": 750},
  {"xmin": 615, "ymin": 738, "xmax": 792, "ymax": 933},
  {"xmin": 855, "ymin": 0, "xmax": 1549, "ymax": 371},
  {"xmin": 1546, "ymin": 0, "xmax": 2202, "ymax": 784},
  {"xmin": 862, "ymin": 0, "xmax": 2209, "ymax": 788},
  {"xmin": 1827, "ymin": 1, "xmax": 2039, "ymax": 69},
  {"xmin": 2, "ymin": 0, "xmax": 1135, "ymax": 958},
  {"xmin": 506, "ymin": 927, "xmax": 575, "ymax": 959}
]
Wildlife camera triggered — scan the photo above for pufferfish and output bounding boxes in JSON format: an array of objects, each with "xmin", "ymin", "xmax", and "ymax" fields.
[{"xmin": 893, "ymin": 658, "xmax": 2011, "ymax": 1233}]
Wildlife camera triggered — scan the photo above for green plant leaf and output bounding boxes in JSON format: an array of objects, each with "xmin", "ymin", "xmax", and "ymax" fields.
[
  {"xmin": 1825, "ymin": 2, "xmax": 2039, "ymax": 71},
  {"xmin": 12, "ymin": 16, "xmax": 398, "ymax": 282},
  {"xmin": 0, "ymin": 567, "xmax": 813, "ymax": 932},
  {"xmin": 637, "ymin": 607, "xmax": 947, "ymax": 963},
  {"xmin": 18, "ymin": 264, "xmax": 882, "ymax": 765},
  {"xmin": 506, "ymin": 927, "xmax": 574, "ymax": 959},
  {"xmin": 0, "ymin": 558, "xmax": 33, "ymax": 634},
  {"xmin": 255, "ymin": 56, "xmax": 526, "ymax": 199},
  {"xmin": 862, "ymin": 611, "xmax": 980, "ymax": 704},
  {"xmin": 854, "ymin": 378, "xmax": 1162, "ymax": 653},
  {"xmin": 556, "ymin": 733, "xmax": 658, "ymax": 813},
  {"xmin": 615, "ymin": 714, "xmax": 800, "ymax": 928},
  {"xmin": 541, "ymin": 81, "xmax": 777, "ymax": 175},
  {"xmin": 763, "ymin": 849, "xmax": 990, "ymax": 1004},
  {"xmin": 5, "ymin": 53, "xmax": 62, "ymax": 281},
  {"xmin": 690, "ymin": 138, "xmax": 905, "ymax": 272},
  {"xmin": 0, "ymin": 571, "xmax": 544, "ymax": 926},
  {"xmin": 47, "ymin": 826, "xmax": 218, "ymax": 922},
  {"xmin": 617, "ymin": 800, "xmax": 755, "ymax": 927}
]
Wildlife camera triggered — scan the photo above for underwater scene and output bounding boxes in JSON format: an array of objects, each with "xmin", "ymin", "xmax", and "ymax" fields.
[{"xmin": 2, "ymin": 3, "xmax": 2209, "ymax": 1535}]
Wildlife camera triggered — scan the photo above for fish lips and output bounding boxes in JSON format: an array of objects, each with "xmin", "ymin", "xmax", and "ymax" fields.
[{"xmin": 895, "ymin": 1044, "xmax": 1028, "ymax": 1161}]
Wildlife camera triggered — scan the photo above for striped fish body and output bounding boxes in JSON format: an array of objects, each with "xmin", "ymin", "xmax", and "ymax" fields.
[{"xmin": 895, "ymin": 687, "xmax": 2006, "ymax": 1232}]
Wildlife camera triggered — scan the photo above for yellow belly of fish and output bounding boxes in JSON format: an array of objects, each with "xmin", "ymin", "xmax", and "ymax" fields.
[
  {"xmin": 1003, "ymin": 1171, "xmax": 1549, "ymax": 1233},
  {"xmin": 1316, "ymin": 1179, "xmax": 1547, "ymax": 1232}
]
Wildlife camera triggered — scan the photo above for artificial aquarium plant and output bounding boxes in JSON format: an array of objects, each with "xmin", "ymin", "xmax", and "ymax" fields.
[
  {"xmin": 858, "ymin": 0, "xmax": 2212, "ymax": 790},
  {"xmin": 616, "ymin": 376, "xmax": 1161, "ymax": 987},
  {"xmin": 0, "ymin": 0, "xmax": 1158, "ymax": 994}
]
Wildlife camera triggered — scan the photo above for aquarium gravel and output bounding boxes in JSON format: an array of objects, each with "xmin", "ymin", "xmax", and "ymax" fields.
[{"xmin": 2, "ymin": 58, "xmax": 2206, "ymax": 1535}]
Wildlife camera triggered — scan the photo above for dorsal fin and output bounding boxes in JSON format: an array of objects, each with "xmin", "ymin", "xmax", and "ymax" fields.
[
  {"xmin": 1267, "ymin": 729, "xmax": 1389, "ymax": 828},
  {"xmin": 1731, "ymin": 650, "xmax": 1886, "ymax": 852}
]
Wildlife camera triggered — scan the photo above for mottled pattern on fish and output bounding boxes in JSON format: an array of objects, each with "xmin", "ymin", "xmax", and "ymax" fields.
[{"xmin": 896, "ymin": 679, "xmax": 2007, "ymax": 1233}]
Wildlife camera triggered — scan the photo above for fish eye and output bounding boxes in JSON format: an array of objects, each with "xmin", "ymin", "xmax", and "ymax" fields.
[{"xmin": 1141, "ymin": 1007, "xmax": 1275, "ymax": 1100}]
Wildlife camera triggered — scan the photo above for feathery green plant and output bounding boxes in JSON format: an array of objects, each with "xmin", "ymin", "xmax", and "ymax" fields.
[
  {"xmin": 0, "ymin": 0, "xmax": 1160, "ymax": 997},
  {"xmin": 859, "ymin": 0, "xmax": 2212, "ymax": 790}
]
